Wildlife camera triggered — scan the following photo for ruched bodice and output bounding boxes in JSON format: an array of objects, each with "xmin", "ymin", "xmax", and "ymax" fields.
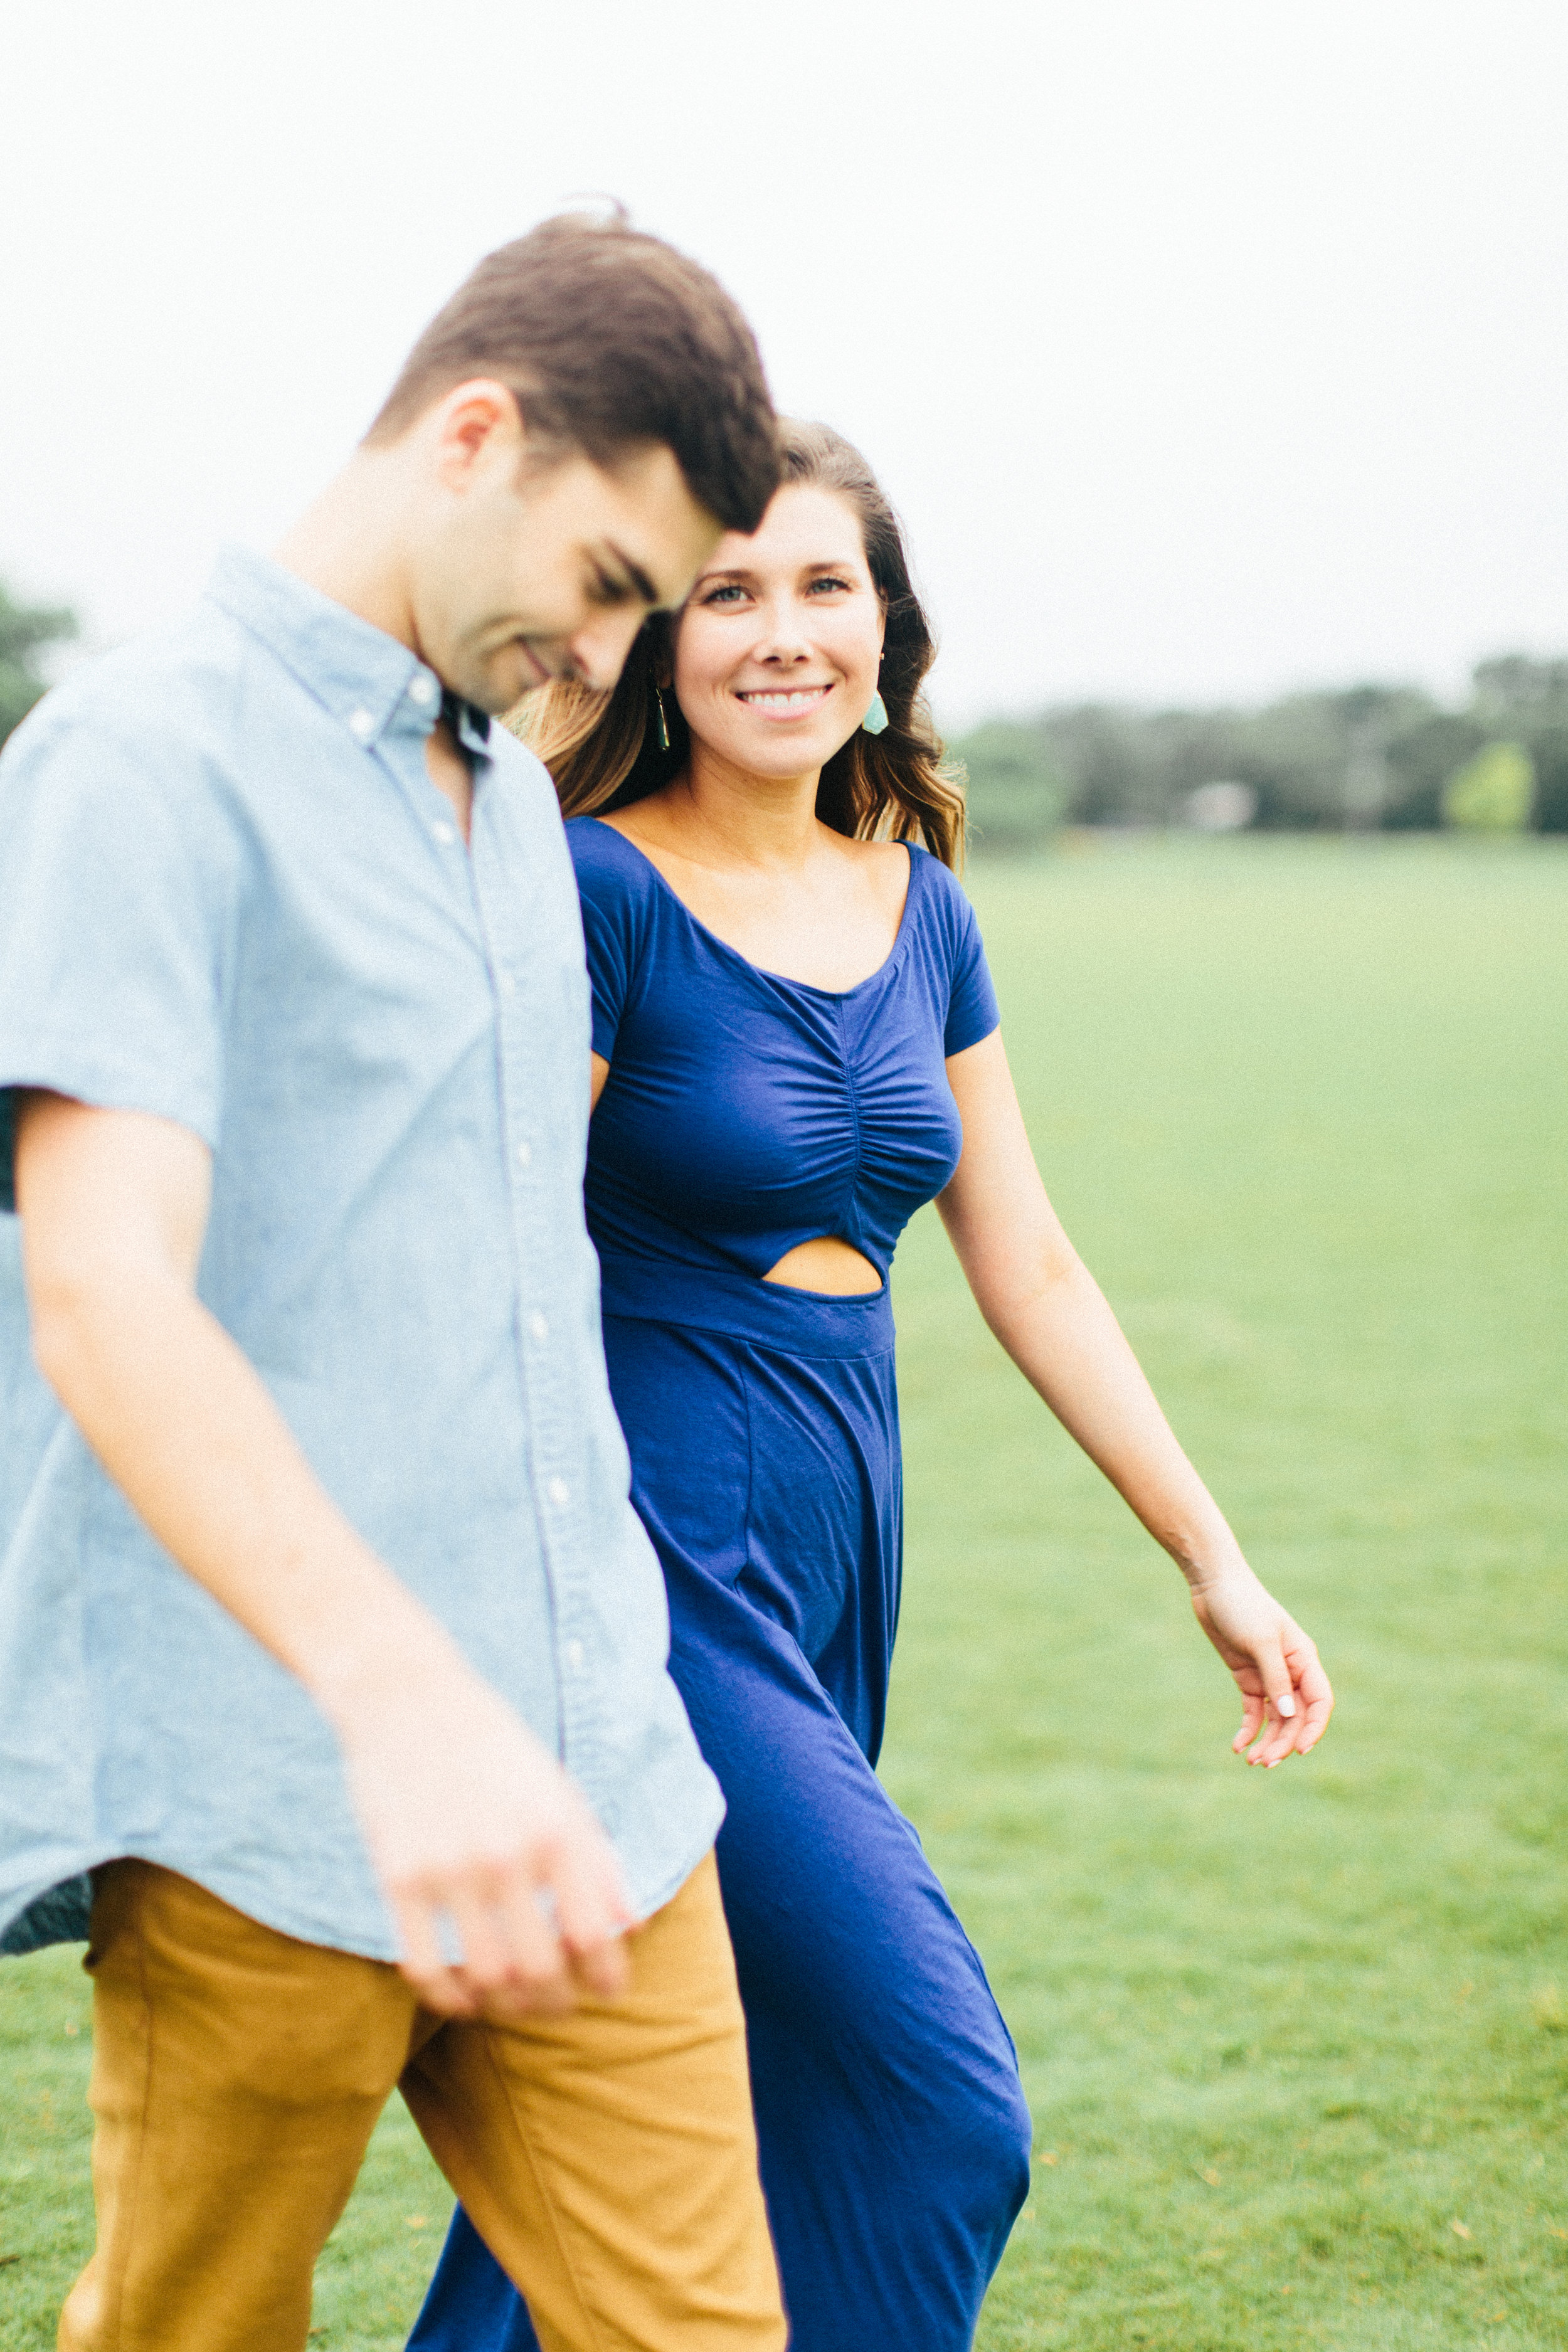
[{"xmin": 570, "ymin": 818, "xmax": 1000, "ymax": 1285}]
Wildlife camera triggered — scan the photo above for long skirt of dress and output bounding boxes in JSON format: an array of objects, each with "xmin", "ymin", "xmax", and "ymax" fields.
[{"xmin": 407, "ymin": 1260, "xmax": 1032, "ymax": 2352}]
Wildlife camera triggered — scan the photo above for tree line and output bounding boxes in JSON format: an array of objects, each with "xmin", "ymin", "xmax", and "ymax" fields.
[
  {"xmin": 4, "ymin": 578, "xmax": 1564, "ymax": 844},
  {"xmin": 0, "ymin": 582, "xmax": 77, "ymax": 748},
  {"xmin": 952, "ymin": 658, "xmax": 1568, "ymax": 844}
]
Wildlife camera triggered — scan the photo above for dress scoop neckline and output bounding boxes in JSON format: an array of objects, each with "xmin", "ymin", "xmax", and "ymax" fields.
[{"xmin": 588, "ymin": 819, "xmax": 918, "ymax": 1001}]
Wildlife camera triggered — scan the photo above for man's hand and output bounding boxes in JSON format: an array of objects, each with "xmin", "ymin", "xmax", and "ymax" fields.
[
  {"xmin": 16, "ymin": 1093, "xmax": 631, "ymax": 2011},
  {"xmin": 329, "ymin": 1643, "xmax": 633, "ymax": 2016},
  {"xmin": 1187, "ymin": 1562, "xmax": 1334, "ymax": 1767}
]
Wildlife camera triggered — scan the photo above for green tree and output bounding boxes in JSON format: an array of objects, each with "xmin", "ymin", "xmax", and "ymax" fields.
[
  {"xmin": 1382, "ymin": 710, "xmax": 1487, "ymax": 829},
  {"xmin": 1528, "ymin": 724, "xmax": 1568, "ymax": 834},
  {"xmin": 1442, "ymin": 740, "xmax": 1534, "ymax": 831},
  {"xmin": 1470, "ymin": 653, "xmax": 1568, "ymax": 727},
  {"xmin": 0, "ymin": 580, "xmax": 78, "ymax": 748},
  {"xmin": 953, "ymin": 719, "xmax": 1067, "ymax": 849}
]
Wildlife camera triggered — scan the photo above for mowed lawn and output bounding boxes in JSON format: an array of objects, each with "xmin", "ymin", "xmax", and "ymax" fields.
[{"xmin": 3, "ymin": 836, "xmax": 1565, "ymax": 2349}]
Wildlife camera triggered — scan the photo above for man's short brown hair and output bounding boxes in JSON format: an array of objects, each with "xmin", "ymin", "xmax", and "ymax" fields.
[{"xmin": 366, "ymin": 211, "xmax": 779, "ymax": 534}]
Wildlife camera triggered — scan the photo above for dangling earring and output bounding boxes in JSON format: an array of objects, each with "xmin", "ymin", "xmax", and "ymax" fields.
[
  {"xmin": 654, "ymin": 685, "xmax": 672, "ymax": 753},
  {"xmin": 861, "ymin": 690, "xmax": 890, "ymax": 737}
]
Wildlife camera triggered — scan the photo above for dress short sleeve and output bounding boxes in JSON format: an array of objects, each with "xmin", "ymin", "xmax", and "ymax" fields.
[
  {"xmin": 0, "ymin": 686, "xmax": 241, "ymax": 1209},
  {"xmin": 566, "ymin": 818, "xmax": 654, "ymax": 1062},
  {"xmin": 941, "ymin": 877, "xmax": 1001, "ymax": 1056}
]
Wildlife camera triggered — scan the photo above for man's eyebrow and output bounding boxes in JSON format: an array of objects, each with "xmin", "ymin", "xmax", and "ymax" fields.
[{"xmin": 603, "ymin": 542, "xmax": 660, "ymax": 607}]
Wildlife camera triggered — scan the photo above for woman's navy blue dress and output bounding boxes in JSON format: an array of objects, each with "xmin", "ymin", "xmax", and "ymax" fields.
[{"xmin": 408, "ymin": 821, "xmax": 1032, "ymax": 2352}]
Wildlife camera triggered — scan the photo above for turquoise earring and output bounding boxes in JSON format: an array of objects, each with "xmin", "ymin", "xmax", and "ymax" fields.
[
  {"xmin": 654, "ymin": 686, "xmax": 672, "ymax": 752},
  {"xmin": 861, "ymin": 691, "xmax": 890, "ymax": 737}
]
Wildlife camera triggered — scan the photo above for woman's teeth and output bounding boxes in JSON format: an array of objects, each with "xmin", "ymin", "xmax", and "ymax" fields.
[{"xmin": 738, "ymin": 688, "xmax": 829, "ymax": 712}]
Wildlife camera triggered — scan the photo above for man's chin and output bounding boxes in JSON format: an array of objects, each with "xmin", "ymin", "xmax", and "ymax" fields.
[
  {"xmin": 443, "ymin": 666, "xmax": 527, "ymax": 720},
  {"xmin": 472, "ymin": 649, "xmax": 557, "ymax": 716}
]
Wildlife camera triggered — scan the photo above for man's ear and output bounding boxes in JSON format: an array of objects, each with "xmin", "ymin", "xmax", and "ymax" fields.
[{"xmin": 428, "ymin": 379, "xmax": 526, "ymax": 485}]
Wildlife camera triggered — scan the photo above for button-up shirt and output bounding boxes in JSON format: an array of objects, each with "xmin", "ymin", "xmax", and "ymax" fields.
[{"xmin": 0, "ymin": 546, "xmax": 722, "ymax": 1959}]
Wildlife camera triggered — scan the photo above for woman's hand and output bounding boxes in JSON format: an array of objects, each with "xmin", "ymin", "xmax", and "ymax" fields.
[{"xmin": 1187, "ymin": 1560, "xmax": 1334, "ymax": 1766}]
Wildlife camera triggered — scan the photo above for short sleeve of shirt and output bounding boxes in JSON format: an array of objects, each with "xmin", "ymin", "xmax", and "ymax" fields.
[
  {"xmin": 940, "ymin": 871, "xmax": 1001, "ymax": 1056},
  {"xmin": 566, "ymin": 818, "xmax": 654, "ymax": 1063},
  {"xmin": 0, "ymin": 686, "xmax": 241, "ymax": 1209}
]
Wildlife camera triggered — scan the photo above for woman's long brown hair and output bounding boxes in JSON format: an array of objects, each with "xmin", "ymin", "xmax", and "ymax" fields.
[{"xmin": 508, "ymin": 421, "xmax": 968, "ymax": 869}]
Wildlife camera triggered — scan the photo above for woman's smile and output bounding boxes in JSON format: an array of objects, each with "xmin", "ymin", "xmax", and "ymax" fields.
[{"xmin": 734, "ymin": 684, "xmax": 835, "ymax": 718}]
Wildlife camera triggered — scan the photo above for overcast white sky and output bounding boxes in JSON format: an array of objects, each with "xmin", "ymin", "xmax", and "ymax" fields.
[{"xmin": 4, "ymin": 1, "xmax": 1567, "ymax": 726}]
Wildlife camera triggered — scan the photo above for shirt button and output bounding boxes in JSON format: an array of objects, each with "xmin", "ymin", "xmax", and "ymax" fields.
[
  {"xmin": 565, "ymin": 1638, "xmax": 585, "ymax": 1673},
  {"xmin": 497, "ymin": 972, "xmax": 518, "ymax": 999},
  {"xmin": 407, "ymin": 673, "xmax": 437, "ymax": 707},
  {"xmin": 529, "ymin": 1311, "xmax": 549, "ymax": 1342},
  {"xmin": 547, "ymin": 1475, "xmax": 570, "ymax": 1507},
  {"xmin": 348, "ymin": 708, "xmax": 376, "ymax": 741},
  {"xmin": 515, "ymin": 1141, "xmax": 532, "ymax": 1171},
  {"xmin": 430, "ymin": 820, "xmax": 456, "ymax": 845}
]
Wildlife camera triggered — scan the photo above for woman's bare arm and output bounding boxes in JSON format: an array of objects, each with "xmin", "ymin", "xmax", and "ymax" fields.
[{"xmin": 936, "ymin": 1032, "xmax": 1332, "ymax": 1764}]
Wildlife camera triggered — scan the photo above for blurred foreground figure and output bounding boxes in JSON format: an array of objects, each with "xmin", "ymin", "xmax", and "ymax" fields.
[
  {"xmin": 411, "ymin": 423, "xmax": 1335, "ymax": 2352},
  {"xmin": 0, "ymin": 216, "xmax": 788, "ymax": 2352}
]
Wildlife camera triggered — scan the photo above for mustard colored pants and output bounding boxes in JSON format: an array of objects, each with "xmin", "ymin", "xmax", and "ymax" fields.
[{"xmin": 58, "ymin": 1851, "xmax": 785, "ymax": 2352}]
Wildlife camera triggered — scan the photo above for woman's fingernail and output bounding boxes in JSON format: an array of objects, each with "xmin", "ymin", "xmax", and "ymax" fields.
[{"xmin": 1276, "ymin": 1693, "xmax": 1297, "ymax": 1719}]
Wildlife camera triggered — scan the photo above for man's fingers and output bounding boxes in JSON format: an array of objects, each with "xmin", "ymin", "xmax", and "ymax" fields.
[
  {"xmin": 443, "ymin": 1877, "xmax": 541, "ymax": 2001},
  {"xmin": 485, "ymin": 1872, "xmax": 578, "ymax": 2007},
  {"xmin": 390, "ymin": 1890, "xmax": 478, "ymax": 2016},
  {"xmin": 546, "ymin": 1831, "xmax": 633, "ymax": 2000},
  {"xmin": 392, "ymin": 1865, "xmax": 580, "ymax": 2016}
]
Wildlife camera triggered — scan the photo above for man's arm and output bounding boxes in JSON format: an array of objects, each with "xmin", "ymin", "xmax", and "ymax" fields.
[{"xmin": 15, "ymin": 1093, "xmax": 632, "ymax": 2010}]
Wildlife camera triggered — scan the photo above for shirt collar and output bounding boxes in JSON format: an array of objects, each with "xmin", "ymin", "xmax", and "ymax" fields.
[
  {"xmin": 206, "ymin": 544, "xmax": 465, "ymax": 751},
  {"xmin": 440, "ymin": 688, "xmax": 494, "ymax": 758}
]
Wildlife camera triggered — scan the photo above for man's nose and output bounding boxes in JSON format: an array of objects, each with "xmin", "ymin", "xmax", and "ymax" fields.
[{"xmin": 568, "ymin": 611, "xmax": 647, "ymax": 694}]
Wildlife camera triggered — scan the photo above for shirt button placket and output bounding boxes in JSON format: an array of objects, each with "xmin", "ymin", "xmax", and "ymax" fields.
[{"xmin": 472, "ymin": 835, "xmax": 601, "ymax": 1776}]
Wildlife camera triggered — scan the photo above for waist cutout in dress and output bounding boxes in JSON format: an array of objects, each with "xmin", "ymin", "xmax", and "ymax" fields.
[{"xmin": 596, "ymin": 1252, "xmax": 894, "ymax": 1360}]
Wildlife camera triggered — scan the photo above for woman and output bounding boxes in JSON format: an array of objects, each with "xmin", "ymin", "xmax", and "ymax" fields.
[{"xmin": 409, "ymin": 424, "xmax": 1333, "ymax": 2352}]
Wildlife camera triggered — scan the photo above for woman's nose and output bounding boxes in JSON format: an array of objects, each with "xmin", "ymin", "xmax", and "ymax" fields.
[{"xmin": 750, "ymin": 598, "xmax": 812, "ymax": 663}]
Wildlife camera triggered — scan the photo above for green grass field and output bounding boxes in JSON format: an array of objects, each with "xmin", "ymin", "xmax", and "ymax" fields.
[{"xmin": 3, "ymin": 835, "xmax": 1565, "ymax": 2349}]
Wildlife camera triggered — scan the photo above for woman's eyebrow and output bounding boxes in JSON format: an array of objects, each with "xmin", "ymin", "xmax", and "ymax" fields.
[{"xmin": 695, "ymin": 556, "xmax": 862, "ymax": 588}]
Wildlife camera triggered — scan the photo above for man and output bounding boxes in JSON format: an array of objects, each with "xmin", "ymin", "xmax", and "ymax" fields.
[{"xmin": 0, "ymin": 214, "xmax": 786, "ymax": 2352}]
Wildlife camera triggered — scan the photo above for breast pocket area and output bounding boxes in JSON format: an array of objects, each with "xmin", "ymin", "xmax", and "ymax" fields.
[{"xmin": 739, "ymin": 1348, "xmax": 899, "ymax": 1670}]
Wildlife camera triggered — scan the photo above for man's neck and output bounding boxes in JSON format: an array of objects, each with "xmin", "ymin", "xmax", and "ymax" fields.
[{"xmin": 272, "ymin": 452, "xmax": 417, "ymax": 650}]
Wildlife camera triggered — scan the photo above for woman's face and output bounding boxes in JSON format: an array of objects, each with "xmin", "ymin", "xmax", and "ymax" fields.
[{"xmin": 670, "ymin": 484, "xmax": 885, "ymax": 780}]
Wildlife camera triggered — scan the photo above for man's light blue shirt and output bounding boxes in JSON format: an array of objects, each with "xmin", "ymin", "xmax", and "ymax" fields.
[{"xmin": 0, "ymin": 546, "xmax": 723, "ymax": 1958}]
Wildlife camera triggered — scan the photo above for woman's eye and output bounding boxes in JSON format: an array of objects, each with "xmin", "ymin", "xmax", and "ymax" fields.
[
  {"xmin": 702, "ymin": 584, "xmax": 749, "ymax": 606},
  {"xmin": 807, "ymin": 575, "xmax": 852, "ymax": 595}
]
